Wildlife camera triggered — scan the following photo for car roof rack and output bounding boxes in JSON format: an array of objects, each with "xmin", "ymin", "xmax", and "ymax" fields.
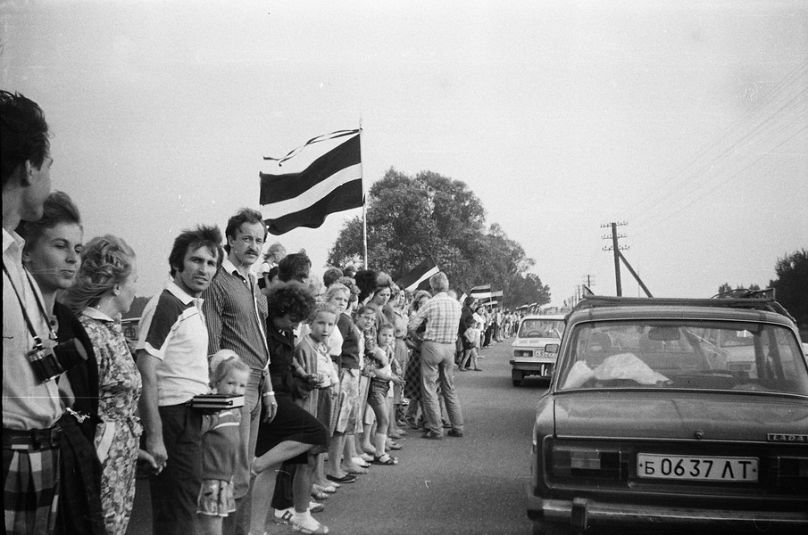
[{"xmin": 573, "ymin": 290, "xmax": 794, "ymax": 320}]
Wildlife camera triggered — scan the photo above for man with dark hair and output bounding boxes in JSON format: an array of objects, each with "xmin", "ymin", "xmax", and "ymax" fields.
[
  {"xmin": 136, "ymin": 225, "xmax": 223, "ymax": 535},
  {"xmin": 202, "ymin": 208, "xmax": 276, "ymax": 535},
  {"xmin": 278, "ymin": 252, "xmax": 312, "ymax": 285},
  {"xmin": 2, "ymin": 91, "xmax": 61, "ymax": 534}
]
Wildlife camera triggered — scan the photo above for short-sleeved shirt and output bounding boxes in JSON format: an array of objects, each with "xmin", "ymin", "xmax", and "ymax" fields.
[
  {"xmin": 201, "ymin": 408, "xmax": 241, "ymax": 480},
  {"xmin": 136, "ymin": 280, "xmax": 209, "ymax": 406},
  {"xmin": 2, "ymin": 229, "xmax": 62, "ymax": 429},
  {"xmin": 408, "ymin": 291, "xmax": 462, "ymax": 344}
]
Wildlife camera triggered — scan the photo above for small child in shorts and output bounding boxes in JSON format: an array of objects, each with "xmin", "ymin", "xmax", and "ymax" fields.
[
  {"xmin": 197, "ymin": 349, "xmax": 250, "ymax": 535},
  {"xmin": 366, "ymin": 323, "xmax": 401, "ymax": 465}
]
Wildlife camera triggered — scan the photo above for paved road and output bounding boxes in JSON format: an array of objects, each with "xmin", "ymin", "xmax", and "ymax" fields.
[{"xmin": 127, "ymin": 336, "xmax": 549, "ymax": 535}]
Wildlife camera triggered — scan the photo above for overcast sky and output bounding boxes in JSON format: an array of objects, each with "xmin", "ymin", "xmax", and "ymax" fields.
[{"xmin": 2, "ymin": 0, "xmax": 806, "ymax": 306}]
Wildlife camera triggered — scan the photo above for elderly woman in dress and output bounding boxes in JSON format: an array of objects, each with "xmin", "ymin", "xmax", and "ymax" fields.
[{"xmin": 62, "ymin": 235, "xmax": 142, "ymax": 535}]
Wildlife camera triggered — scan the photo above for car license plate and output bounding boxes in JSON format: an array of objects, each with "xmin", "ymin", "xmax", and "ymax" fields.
[{"xmin": 637, "ymin": 453, "xmax": 758, "ymax": 482}]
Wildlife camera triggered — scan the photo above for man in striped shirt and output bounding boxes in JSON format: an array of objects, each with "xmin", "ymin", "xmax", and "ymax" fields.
[
  {"xmin": 408, "ymin": 272, "xmax": 465, "ymax": 439},
  {"xmin": 202, "ymin": 208, "xmax": 277, "ymax": 535}
]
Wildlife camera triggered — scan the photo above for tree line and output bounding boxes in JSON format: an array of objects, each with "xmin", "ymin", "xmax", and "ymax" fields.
[{"xmin": 327, "ymin": 168, "xmax": 551, "ymax": 309}]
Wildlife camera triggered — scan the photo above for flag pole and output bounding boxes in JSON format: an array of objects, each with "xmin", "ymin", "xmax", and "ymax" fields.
[{"xmin": 360, "ymin": 122, "xmax": 368, "ymax": 269}]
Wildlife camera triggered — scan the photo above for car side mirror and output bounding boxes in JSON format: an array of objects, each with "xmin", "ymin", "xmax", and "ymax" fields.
[{"xmin": 544, "ymin": 343, "xmax": 559, "ymax": 354}]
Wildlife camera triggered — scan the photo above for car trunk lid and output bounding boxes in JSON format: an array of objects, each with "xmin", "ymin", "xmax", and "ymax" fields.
[{"xmin": 553, "ymin": 390, "xmax": 808, "ymax": 442}]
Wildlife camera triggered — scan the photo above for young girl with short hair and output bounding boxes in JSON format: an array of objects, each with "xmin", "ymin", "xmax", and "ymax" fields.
[{"xmin": 197, "ymin": 350, "xmax": 250, "ymax": 535}]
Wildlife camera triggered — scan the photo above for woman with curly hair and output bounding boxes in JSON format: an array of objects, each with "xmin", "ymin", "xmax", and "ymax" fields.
[
  {"xmin": 250, "ymin": 282, "xmax": 330, "ymax": 535},
  {"xmin": 61, "ymin": 235, "xmax": 142, "ymax": 535}
]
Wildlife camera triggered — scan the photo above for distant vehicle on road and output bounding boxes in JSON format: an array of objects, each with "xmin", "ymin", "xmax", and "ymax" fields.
[
  {"xmin": 527, "ymin": 294, "xmax": 808, "ymax": 534},
  {"xmin": 510, "ymin": 314, "xmax": 565, "ymax": 386}
]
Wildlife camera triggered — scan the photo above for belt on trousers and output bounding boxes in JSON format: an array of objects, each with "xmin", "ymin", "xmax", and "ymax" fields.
[{"xmin": 2, "ymin": 425, "xmax": 62, "ymax": 451}]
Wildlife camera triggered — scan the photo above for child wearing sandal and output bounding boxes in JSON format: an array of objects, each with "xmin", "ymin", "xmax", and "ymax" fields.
[
  {"xmin": 294, "ymin": 302, "xmax": 340, "ymax": 501},
  {"xmin": 197, "ymin": 350, "xmax": 250, "ymax": 535},
  {"xmin": 366, "ymin": 323, "xmax": 401, "ymax": 465}
]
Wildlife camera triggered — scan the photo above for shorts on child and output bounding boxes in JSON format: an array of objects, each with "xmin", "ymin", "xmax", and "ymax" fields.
[
  {"xmin": 368, "ymin": 379, "xmax": 390, "ymax": 408},
  {"xmin": 197, "ymin": 479, "xmax": 236, "ymax": 517}
]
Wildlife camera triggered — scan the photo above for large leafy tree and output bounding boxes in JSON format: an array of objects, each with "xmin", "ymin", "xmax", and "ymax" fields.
[
  {"xmin": 327, "ymin": 168, "xmax": 550, "ymax": 308},
  {"xmin": 769, "ymin": 249, "xmax": 808, "ymax": 330}
]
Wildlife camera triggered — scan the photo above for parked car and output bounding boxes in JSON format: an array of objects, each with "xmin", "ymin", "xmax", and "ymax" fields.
[
  {"xmin": 510, "ymin": 314, "xmax": 566, "ymax": 386},
  {"xmin": 527, "ymin": 295, "xmax": 808, "ymax": 534}
]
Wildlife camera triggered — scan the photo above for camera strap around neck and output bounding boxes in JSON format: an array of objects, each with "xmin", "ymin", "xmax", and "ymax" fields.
[{"xmin": 2, "ymin": 261, "xmax": 57, "ymax": 345}]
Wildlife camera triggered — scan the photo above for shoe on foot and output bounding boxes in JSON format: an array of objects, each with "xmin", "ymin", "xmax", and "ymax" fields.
[
  {"xmin": 372, "ymin": 453, "xmax": 399, "ymax": 465},
  {"xmin": 358, "ymin": 452, "xmax": 374, "ymax": 462},
  {"xmin": 387, "ymin": 441, "xmax": 402, "ymax": 450},
  {"xmin": 422, "ymin": 430, "xmax": 443, "ymax": 439},
  {"xmin": 473, "ymin": 368, "xmax": 482, "ymax": 372},
  {"xmin": 448, "ymin": 428, "xmax": 464, "ymax": 437},
  {"xmin": 311, "ymin": 489, "xmax": 329, "ymax": 501},
  {"xmin": 350, "ymin": 456, "xmax": 371, "ymax": 468},
  {"xmin": 273, "ymin": 507, "xmax": 294, "ymax": 524},
  {"xmin": 309, "ymin": 501, "xmax": 325, "ymax": 513},
  {"xmin": 313, "ymin": 483, "xmax": 337, "ymax": 494},
  {"xmin": 326, "ymin": 473, "xmax": 357, "ymax": 484},
  {"xmin": 291, "ymin": 511, "xmax": 329, "ymax": 534}
]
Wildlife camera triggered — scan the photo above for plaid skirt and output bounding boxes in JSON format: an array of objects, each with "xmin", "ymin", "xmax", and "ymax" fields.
[
  {"xmin": 403, "ymin": 348, "xmax": 422, "ymax": 402},
  {"xmin": 3, "ymin": 427, "xmax": 61, "ymax": 535}
]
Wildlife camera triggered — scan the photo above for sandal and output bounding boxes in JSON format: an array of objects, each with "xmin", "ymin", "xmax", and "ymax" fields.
[
  {"xmin": 291, "ymin": 514, "xmax": 329, "ymax": 534},
  {"xmin": 311, "ymin": 489, "xmax": 329, "ymax": 501},
  {"xmin": 372, "ymin": 453, "xmax": 399, "ymax": 465},
  {"xmin": 387, "ymin": 441, "xmax": 402, "ymax": 450},
  {"xmin": 313, "ymin": 483, "xmax": 337, "ymax": 494},
  {"xmin": 344, "ymin": 465, "xmax": 368, "ymax": 475}
]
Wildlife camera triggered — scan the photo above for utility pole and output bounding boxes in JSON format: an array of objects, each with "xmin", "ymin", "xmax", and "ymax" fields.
[
  {"xmin": 601, "ymin": 221, "xmax": 628, "ymax": 296},
  {"xmin": 582, "ymin": 274, "xmax": 595, "ymax": 296}
]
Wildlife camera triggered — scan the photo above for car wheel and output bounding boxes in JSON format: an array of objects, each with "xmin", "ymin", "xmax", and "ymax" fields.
[{"xmin": 512, "ymin": 370, "xmax": 523, "ymax": 387}]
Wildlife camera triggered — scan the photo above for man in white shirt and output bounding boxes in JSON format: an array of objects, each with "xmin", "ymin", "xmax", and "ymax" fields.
[
  {"xmin": 136, "ymin": 225, "xmax": 222, "ymax": 535},
  {"xmin": 2, "ymin": 90, "xmax": 58, "ymax": 535}
]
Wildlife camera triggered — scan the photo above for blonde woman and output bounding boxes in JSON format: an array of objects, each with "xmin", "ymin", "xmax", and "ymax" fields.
[{"xmin": 63, "ymin": 235, "xmax": 141, "ymax": 535}]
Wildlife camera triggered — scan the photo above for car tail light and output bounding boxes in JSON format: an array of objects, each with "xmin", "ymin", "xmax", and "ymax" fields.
[
  {"xmin": 514, "ymin": 350, "xmax": 533, "ymax": 357},
  {"xmin": 772, "ymin": 456, "xmax": 808, "ymax": 492},
  {"xmin": 550, "ymin": 444, "xmax": 623, "ymax": 479}
]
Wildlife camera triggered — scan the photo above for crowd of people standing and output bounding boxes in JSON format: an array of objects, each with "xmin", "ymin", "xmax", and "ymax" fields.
[{"xmin": 2, "ymin": 91, "xmax": 517, "ymax": 535}]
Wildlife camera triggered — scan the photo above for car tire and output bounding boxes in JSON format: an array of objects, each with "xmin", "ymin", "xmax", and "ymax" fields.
[{"xmin": 512, "ymin": 370, "xmax": 523, "ymax": 387}]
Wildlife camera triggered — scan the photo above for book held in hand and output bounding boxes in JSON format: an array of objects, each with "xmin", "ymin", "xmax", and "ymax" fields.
[{"xmin": 189, "ymin": 393, "xmax": 245, "ymax": 410}]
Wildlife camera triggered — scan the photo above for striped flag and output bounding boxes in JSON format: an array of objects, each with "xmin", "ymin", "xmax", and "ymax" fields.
[
  {"xmin": 469, "ymin": 284, "xmax": 492, "ymax": 300},
  {"xmin": 260, "ymin": 130, "xmax": 363, "ymax": 235},
  {"xmin": 397, "ymin": 257, "xmax": 440, "ymax": 292}
]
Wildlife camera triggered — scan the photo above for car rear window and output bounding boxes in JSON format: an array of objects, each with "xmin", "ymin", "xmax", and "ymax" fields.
[
  {"xmin": 557, "ymin": 320, "xmax": 808, "ymax": 396},
  {"xmin": 518, "ymin": 319, "xmax": 565, "ymax": 339}
]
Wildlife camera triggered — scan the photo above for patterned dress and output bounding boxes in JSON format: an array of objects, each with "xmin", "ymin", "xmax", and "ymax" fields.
[{"xmin": 80, "ymin": 309, "xmax": 142, "ymax": 535}]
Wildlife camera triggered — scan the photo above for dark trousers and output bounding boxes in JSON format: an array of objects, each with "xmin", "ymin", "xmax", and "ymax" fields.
[
  {"xmin": 150, "ymin": 403, "xmax": 202, "ymax": 535},
  {"xmin": 271, "ymin": 461, "xmax": 297, "ymax": 510},
  {"xmin": 55, "ymin": 414, "xmax": 105, "ymax": 535}
]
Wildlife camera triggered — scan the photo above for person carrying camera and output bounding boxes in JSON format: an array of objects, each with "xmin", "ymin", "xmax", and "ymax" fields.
[{"xmin": 2, "ymin": 90, "xmax": 62, "ymax": 535}]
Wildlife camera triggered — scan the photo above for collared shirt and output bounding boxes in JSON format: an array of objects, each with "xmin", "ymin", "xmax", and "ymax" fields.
[
  {"xmin": 202, "ymin": 258, "xmax": 270, "ymax": 371},
  {"xmin": 136, "ymin": 280, "xmax": 210, "ymax": 406},
  {"xmin": 408, "ymin": 291, "xmax": 462, "ymax": 344},
  {"xmin": 2, "ymin": 228, "xmax": 62, "ymax": 429}
]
